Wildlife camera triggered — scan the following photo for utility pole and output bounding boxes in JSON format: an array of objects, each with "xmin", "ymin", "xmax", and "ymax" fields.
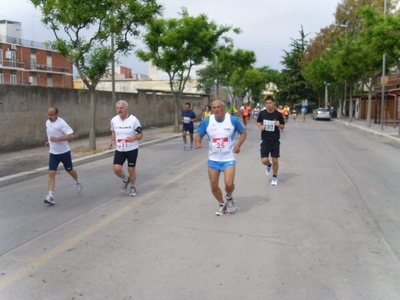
[{"xmin": 381, "ymin": 0, "xmax": 387, "ymax": 130}]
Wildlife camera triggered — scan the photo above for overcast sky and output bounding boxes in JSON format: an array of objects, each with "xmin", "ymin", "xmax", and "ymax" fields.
[{"xmin": 1, "ymin": 0, "xmax": 340, "ymax": 75}]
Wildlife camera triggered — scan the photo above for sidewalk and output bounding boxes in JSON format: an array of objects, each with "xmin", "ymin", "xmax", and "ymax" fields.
[
  {"xmin": 332, "ymin": 117, "xmax": 400, "ymax": 143},
  {"xmin": 0, "ymin": 124, "xmax": 186, "ymax": 187}
]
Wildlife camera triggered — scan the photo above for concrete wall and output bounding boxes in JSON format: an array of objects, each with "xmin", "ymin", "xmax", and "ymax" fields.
[{"xmin": 0, "ymin": 85, "xmax": 209, "ymax": 152}]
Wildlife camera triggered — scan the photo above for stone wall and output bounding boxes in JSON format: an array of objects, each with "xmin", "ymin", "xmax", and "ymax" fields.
[{"xmin": 0, "ymin": 85, "xmax": 209, "ymax": 152}]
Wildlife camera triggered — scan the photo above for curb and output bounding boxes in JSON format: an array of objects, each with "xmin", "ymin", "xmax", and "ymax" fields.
[
  {"xmin": 332, "ymin": 119, "xmax": 400, "ymax": 144},
  {"xmin": 0, "ymin": 134, "xmax": 181, "ymax": 188}
]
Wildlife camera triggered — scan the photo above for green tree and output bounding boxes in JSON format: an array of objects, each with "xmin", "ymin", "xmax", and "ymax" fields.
[
  {"xmin": 279, "ymin": 26, "xmax": 317, "ymax": 106},
  {"xmin": 197, "ymin": 47, "xmax": 255, "ymax": 108},
  {"xmin": 31, "ymin": 0, "xmax": 162, "ymax": 150},
  {"xmin": 136, "ymin": 8, "xmax": 239, "ymax": 131}
]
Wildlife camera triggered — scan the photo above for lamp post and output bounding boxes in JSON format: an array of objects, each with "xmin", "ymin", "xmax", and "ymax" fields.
[
  {"xmin": 340, "ymin": 23, "xmax": 348, "ymax": 120},
  {"xmin": 324, "ymin": 81, "xmax": 330, "ymax": 108},
  {"xmin": 111, "ymin": 32, "xmax": 115, "ymax": 102},
  {"xmin": 381, "ymin": 0, "xmax": 387, "ymax": 130}
]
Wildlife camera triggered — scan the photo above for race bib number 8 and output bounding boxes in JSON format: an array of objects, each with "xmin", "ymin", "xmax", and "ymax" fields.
[{"xmin": 263, "ymin": 120, "xmax": 275, "ymax": 132}]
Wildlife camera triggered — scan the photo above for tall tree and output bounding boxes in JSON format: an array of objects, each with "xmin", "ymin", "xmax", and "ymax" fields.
[
  {"xmin": 31, "ymin": 0, "xmax": 162, "ymax": 150},
  {"xmin": 279, "ymin": 26, "xmax": 317, "ymax": 106},
  {"xmin": 137, "ymin": 8, "xmax": 240, "ymax": 131},
  {"xmin": 196, "ymin": 47, "xmax": 256, "ymax": 108}
]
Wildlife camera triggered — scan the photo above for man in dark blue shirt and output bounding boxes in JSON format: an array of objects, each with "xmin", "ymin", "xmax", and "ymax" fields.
[{"xmin": 182, "ymin": 102, "xmax": 197, "ymax": 150}]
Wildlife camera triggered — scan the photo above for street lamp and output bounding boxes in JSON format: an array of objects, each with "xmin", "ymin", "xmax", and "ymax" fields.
[
  {"xmin": 381, "ymin": 0, "xmax": 387, "ymax": 130},
  {"xmin": 324, "ymin": 81, "xmax": 330, "ymax": 108},
  {"xmin": 340, "ymin": 23, "xmax": 348, "ymax": 120}
]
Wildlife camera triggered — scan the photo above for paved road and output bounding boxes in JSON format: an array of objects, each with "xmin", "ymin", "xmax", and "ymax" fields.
[{"xmin": 1, "ymin": 118, "xmax": 400, "ymax": 299}]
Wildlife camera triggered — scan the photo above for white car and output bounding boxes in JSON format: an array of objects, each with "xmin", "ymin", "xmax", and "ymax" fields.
[{"xmin": 312, "ymin": 108, "xmax": 331, "ymax": 120}]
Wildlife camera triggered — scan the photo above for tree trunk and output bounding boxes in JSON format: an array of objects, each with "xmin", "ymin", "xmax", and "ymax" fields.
[
  {"xmin": 89, "ymin": 88, "xmax": 97, "ymax": 150},
  {"xmin": 338, "ymin": 97, "xmax": 343, "ymax": 119},
  {"xmin": 174, "ymin": 93, "xmax": 180, "ymax": 133},
  {"xmin": 366, "ymin": 88, "xmax": 372, "ymax": 127},
  {"xmin": 349, "ymin": 85, "xmax": 353, "ymax": 122}
]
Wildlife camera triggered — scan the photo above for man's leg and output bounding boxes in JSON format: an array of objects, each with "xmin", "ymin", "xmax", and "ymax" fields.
[
  {"xmin": 189, "ymin": 133, "xmax": 194, "ymax": 145},
  {"xmin": 271, "ymin": 157, "xmax": 279, "ymax": 175},
  {"xmin": 182, "ymin": 131, "xmax": 187, "ymax": 145},
  {"xmin": 47, "ymin": 170, "xmax": 57, "ymax": 192},
  {"xmin": 127, "ymin": 166, "xmax": 137, "ymax": 185},
  {"xmin": 67, "ymin": 169, "xmax": 78, "ymax": 180},
  {"xmin": 223, "ymin": 165, "xmax": 235, "ymax": 197},
  {"xmin": 261, "ymin": 157, "xmax": 271, "ymax": 166},
  {"xmin": 113, "ymin": 164, "xmax": 126, "ymax": 180},
  {"xmin": 208, "ymin": 167, "xmax": 223, "ymax": 204}
]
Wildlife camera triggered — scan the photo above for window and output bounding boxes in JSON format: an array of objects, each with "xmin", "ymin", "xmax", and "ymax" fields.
[
  {"xmin": 30, "ymin": 53, "xmax": 37, "ymax": 69},
  {"xmin": 10, "ymin": 50, "xmax": 16, "ymax": 68},
  {"xmin": 29, "ymin": 75, "xmax": 37, "ymax": 86},
  {"xmin": 10, "ymin": 74, "xmax": 17, "ymax": 85},
  {"xmin": 47, "ymin": 52, "xmax": 52, "ymax": 71},
  {"xmin": 47, "ymin": 74, "xmax": 53, "ymax": 87}
]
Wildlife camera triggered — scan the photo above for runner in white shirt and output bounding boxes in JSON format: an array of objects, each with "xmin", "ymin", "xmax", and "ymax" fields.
[
  {"xmin": 195, "ymin": 99, "xmax": 247, "ymax": 216},
  {"xmin": 44, "ymin": 107, "xmax": 82, "ymax": 205},
  {"xmin": 109, "ymin": 100, "xmax": 143, "ymax": 196}
]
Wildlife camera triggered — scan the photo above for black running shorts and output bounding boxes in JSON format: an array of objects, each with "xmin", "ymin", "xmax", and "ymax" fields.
[
  {"xmin": 260, "ymin": 139, "xmax": 280, "ymax": 158},
  {"xmin": 113, "ymin": 149, "xmax": 138, "ymax": 167}
]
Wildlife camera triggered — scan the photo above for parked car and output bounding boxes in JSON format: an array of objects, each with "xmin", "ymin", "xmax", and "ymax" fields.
[{"xmin": 312, "ymin": 108, "xmax": 331, "ymax": 120}]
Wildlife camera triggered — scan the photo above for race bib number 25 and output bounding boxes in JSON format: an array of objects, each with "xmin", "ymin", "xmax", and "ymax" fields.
[{"xmin": 212, "ymin": 137, "xmax": 229, "ymax": 151}]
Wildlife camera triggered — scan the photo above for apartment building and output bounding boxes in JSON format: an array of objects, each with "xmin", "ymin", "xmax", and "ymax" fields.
[{"xmin": 0, "ymin": 20, "xmax": 73, "ymax": 88}]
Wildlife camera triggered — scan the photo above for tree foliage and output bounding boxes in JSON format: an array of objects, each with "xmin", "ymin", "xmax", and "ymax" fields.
[
  {"xmin": 279, "ymin": 26, "xmax": 317, "ymax": 106},
  {"xmin": 31, "ymin": 0, "xmax": 162, "ymax": 149},
  {"xmin": 137, "ymin": 8, "xmax": 240, "ymax": 130}
]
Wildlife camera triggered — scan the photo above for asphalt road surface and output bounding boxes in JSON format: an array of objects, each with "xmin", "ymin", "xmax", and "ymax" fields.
[{"xmin": 1, "ymin": 117, "xmax": 400, "ymax": 300}]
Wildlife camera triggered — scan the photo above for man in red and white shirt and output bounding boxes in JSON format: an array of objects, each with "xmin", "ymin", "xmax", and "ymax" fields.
[{"xmin": 109, "ymin": 100, "xmax": 143, "ymax": 196}]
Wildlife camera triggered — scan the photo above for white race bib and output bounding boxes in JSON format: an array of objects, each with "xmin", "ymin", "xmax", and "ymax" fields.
[
  {"xmin": 211, "ymin": 137, "xmax": 230, "ymax": 153},
  {"xmin": 183, "ymin": 117, "xmax": 190, "ymax": 124},
  {"xmin": 117, "ymin": 138, "xmax": 130, "ymax": 148},
  {"xmin": 263, "ymin": 120, "xmax": 275, "ymax": 132}
]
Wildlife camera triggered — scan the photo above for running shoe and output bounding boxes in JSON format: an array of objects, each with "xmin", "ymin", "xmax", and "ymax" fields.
[
  {"xmin": 266, "ymin": 163, "xmax": 272, "ymax": 176},
  {"xmin": 130, "ymin": 186, "xmax": 137, "ymax": 197},
  {"xmin": 76, "ymin": 181, "xmax": 83, "ymax": 194},
  {"xmin": 271, "ymin": 177, "xmax": 278, "ymax": 186},
  {"xmin": 44, "ymin": 194, "xmax": 55, "ymax": 205},
  {"xmin": 216, "ymin": 203, "xmax": 227, "ymax": 216},
  {"xmin": 190, "ymin": 145, "xmax": 193, "ymax": 150},
  {"xmin": 121, "ymin": 177, "xmax": 130, "ymax": 192},
  {"xmin": 183, "ymin": 145, "xmax": 187, "ymax": 151},
  {"xmin": 226, "ymin": 196, "xmax": 235, "ymax": 213}
]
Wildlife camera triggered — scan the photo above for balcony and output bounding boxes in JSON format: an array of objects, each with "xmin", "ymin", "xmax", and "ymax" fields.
[
  {"xmin": 387, "ymin": 73, "xmax": 400, "ymax": 83},
  {"xmin": 29, "ymin": 63, "xmax": 71, "ymax": 73}
]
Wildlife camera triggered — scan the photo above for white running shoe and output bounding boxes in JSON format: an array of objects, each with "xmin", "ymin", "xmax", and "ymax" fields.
[
  {"xmin": 266, "ymin": 163, "xmax": 272, "ymax": 176},
  {"xmin": 226, "ymin": 196, "xmax": 235, "ymax": 213},
  {"xmin": 76, "ymin": 181, "xmax": 83, "ymax": 194},
  {"xmin": 271, "ymin": 177, "xmax": 278, "ymax": 186},
  {"xmin": 121, "ymin": 177, "xmax": 130, "ymax": 192},
  {"xmin": 44, "ymin": 194, "xmax": 55, "ymax": 205},
  {"xmin": 215, "ymin": 204, "xmax": 227, "ymax": 216},
  {"xmin": 130, "ymin": 186, "xmax": 137, "ymax": 197}
]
